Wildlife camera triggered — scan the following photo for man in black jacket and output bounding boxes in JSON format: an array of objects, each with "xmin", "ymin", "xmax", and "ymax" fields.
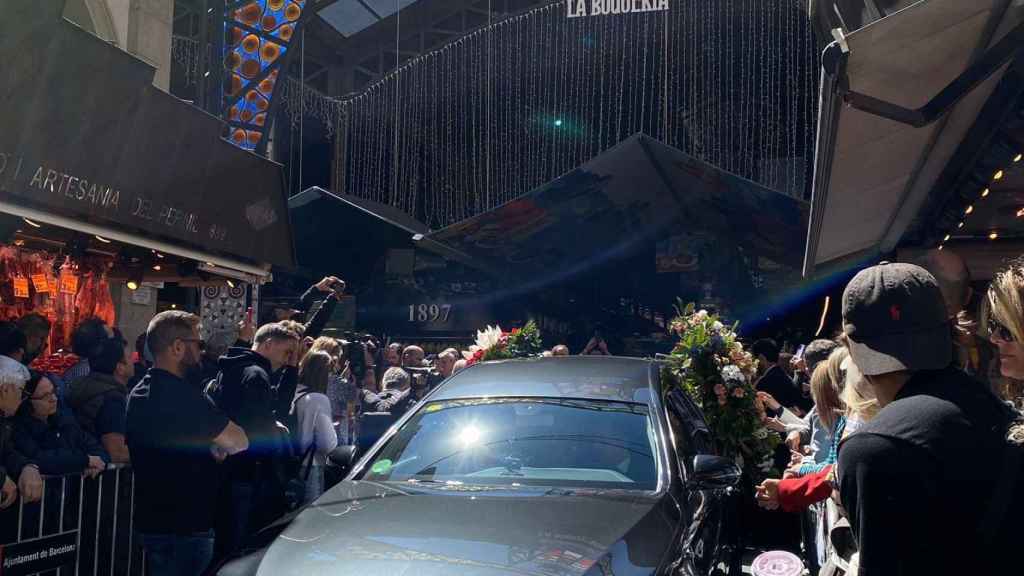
[
  {"xmin": 210, "ymin": 322, "xmax": 301, "ymax": 560},
  {"xmin": 67, "ymin": 335, "xmax": 133, "ymax": 463},
  {"xmin": 838, "ymin": 263, "xmax": 1013, "ymax": 575}
]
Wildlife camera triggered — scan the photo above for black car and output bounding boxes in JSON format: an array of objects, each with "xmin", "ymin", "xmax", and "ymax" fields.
[{"xmin": 220, "ymin": 356, "xmax": 743, "ymax": 575}]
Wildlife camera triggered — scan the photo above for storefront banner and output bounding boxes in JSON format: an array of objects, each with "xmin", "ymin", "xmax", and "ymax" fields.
[
  {"xmin": 566, "ymin": 0, "xmax": 669, "ymax": 18},
  {"xmin": 0, "ymin": 8, "xmax": 294, "ymax": 268}
]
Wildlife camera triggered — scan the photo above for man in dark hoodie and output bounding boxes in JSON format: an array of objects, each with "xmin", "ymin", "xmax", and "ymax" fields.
[
  {"xmin": 211, "ymin": 321, "xmax": 301, "ymax": 560},
  {"xmin": 67, "ymin": 335, "xmax": 133, "ymax": 463}
]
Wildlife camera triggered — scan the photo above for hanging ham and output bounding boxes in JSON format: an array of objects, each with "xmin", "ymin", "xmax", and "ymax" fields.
[{"xmin": 94, "ymin": 273, "xmax": 115, "ymax": 326}]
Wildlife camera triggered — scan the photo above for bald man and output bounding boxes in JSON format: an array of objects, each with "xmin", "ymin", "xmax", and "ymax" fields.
[
  {"xmin": 552, "ymin": 345, "xmax": 570, "ymax": 357},
  {"xmin": 915, "ymin": 249, "xmax": 997, "ymax": 387},
  {"xmin": 402, "ymin": 345, "xmax": 425, "ymax": 368}
]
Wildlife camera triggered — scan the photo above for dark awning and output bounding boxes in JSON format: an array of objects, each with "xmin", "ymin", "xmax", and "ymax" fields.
[
  {"xmin": 421, "ymin": 134, "xmax": 809, "ymax": 279},
  {"xmin": 288, "ymin": 186, "xmax": 428, "ymax": 283},
  {"xmin": 0, "ymin": 1, "xmax": 295, "ymax": 274}
]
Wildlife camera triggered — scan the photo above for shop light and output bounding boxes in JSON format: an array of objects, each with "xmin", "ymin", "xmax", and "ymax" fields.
[
  {"xmin": 938, "ymin": 245, "xmax": 944, "ymax": 251},
  {"xmin": 994, "ymin": 170, "xmax": 1004, "ymax": 181},
  {"xmin": 1015, "ymin": 153, "xmax": 1022, "ymax": 163},
  {"xmin": 153, "ymin": 251, "xmax": 164, "ymax": 259},
  {"xmin": 152, "ymin": 264, "xmax": 162, "ymax": 271},
  {"xmin": 943, "ymin": 234, "xmax": 951, "ymax": 242},
  {"xmin": 981, "ymin": 188, "xmax": 990, "ymax": 198},
  {"xmin": 1018, "ymin": 207, "xmax": 1024, "ymax": 218},
  {"xmin": 554, "ymin": 119, "xmax": 563, "ymax": 127},
  {"xmin": 171, "ymin": 303, "xmax": 177, "ymax": 309},
  {"xmin": 990, "ymin": 232, "xmax": 999, "ymax": 240},
  {"xmin": 965, "ymin": 205, "xmax": 974, "ymax": 215},
  {"xmin": 22, "ymin": 218, "xmax": 41, "ymax": 228},
  {"xmin": 94, "ymin": 235, "xmax": 111, "ymax": 244},
  {"xmin": 958, "ymin": 222, "xmax": 965, "ymax": 229},
  {"xmin": 126, "ymin": 268, "xmax": 143, "ymax": 291},
  {"xmin": 226, "ymin": 278, "xmax": 236, "ymax": 289}
]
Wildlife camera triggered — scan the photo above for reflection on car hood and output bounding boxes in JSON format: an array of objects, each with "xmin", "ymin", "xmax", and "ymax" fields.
[{"xmin": 256, "ymin": 480, "xmax": 675, "ymax": 576}]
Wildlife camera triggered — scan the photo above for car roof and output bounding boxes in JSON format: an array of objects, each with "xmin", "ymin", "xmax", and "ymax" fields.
[{"xmin": 430, "ymin": 356, "xmax": 660, "ymax": 406}]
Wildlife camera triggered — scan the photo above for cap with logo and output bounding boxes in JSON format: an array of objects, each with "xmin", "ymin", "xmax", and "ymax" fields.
[{"xmin": 842, "ymin": 262, "xmax": 951, "ymax": 376}]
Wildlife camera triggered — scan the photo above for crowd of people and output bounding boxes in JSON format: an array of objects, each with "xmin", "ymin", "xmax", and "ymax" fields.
[
  {"xmin": 745, "ymin": 248, "xmax": 1021, "ymax": 575},
  {"xmin": 0, "ymin": 274, "xmax": 591, "ymax": 575},
  {"xmin": 0, "ymin": 245, "xmax": 1021, "ymax": 575}
]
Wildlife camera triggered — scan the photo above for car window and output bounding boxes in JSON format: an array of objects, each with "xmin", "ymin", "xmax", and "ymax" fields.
[
  {"xmin": 666, "ymin": 407, "xmax": 693, "ymax": 478},
  {"xmin": 358, "ymin": 398, "xmax": 658, "ymax": 490}
]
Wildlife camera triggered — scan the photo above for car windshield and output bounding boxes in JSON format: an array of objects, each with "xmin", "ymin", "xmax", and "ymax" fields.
[{"xmin": 358, "ymin": 397, "xmax": 658, "ymax": 491}]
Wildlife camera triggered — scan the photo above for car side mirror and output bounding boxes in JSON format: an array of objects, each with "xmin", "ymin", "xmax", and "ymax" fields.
[
  {"xmin": 689, "ymin": 454, "xmax": 742, "ymax": 491},
  {"xmin": 327, "ymin": 445, "xmax": 358, "ymax": 477}
]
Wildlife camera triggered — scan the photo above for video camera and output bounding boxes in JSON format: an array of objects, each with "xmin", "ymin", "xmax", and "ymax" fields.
[
  {"xmin": 337, "ymin": 331, "xmax": 378, "ymax": 382},
  {"xmin": 403, "ymin": 365, "xmax": 443, "ymax": 390}
]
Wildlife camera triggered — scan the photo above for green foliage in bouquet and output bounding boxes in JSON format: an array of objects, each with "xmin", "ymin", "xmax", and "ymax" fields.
[
  {"xmin": 465, "ymin": 321, "xmax": 545, "ymax": 365},
  {"xmin": 662, "ymin": 302, "xmax": 780, "ymax": 480}
]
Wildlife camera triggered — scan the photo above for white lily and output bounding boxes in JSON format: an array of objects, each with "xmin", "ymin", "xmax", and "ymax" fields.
[{"xmin": 462, "ymin": 325, "xmax": 506, "ymax": 361}]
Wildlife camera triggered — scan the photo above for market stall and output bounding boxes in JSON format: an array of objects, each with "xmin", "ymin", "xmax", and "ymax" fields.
[{"xmin": 0, "ymin": 1, "xmax": 296, "ymax": 352}]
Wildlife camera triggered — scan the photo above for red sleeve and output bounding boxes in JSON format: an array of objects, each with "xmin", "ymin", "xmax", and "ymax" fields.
[{"xmin": 777, "ymin": 465, "xmax": 833, "ymax": 512}]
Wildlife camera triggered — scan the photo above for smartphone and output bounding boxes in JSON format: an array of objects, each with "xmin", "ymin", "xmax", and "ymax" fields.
[{"xmin": 794, "ymin": 345, "xmax": 806, "ymax": 360}]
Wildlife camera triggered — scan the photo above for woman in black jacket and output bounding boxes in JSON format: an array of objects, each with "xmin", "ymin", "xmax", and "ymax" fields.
[{"xmin": 13, "ymin": 371, "xmax": 108, "ymax": 478}]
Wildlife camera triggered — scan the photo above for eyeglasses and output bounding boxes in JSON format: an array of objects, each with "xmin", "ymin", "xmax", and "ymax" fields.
[{"xmin": 988, "ymin": 317, "xmax": 1016, "ymax": 343}]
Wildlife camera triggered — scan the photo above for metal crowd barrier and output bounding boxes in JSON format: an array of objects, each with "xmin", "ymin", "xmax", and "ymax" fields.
[{"xmin": 0, "ymin": 465, "xmax": 144, "ymax": 576}]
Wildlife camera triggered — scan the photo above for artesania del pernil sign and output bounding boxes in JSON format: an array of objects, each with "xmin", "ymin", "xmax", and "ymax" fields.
[{"xmin": 566, "ymin": 0, "xmax": 669, "ymax": 18}]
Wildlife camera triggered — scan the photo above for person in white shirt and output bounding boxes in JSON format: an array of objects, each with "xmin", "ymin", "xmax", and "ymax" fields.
[{"xmin": 293, "ymin": 351, "xmax": 339, "ymax": 505}]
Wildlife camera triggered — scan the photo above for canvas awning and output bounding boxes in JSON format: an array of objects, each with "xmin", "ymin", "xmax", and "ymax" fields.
[
  {"xmin": 803, "ymin": 0, "xmax": 1024, "ymax": 276},
  {"xmin": 0, "ymin": 0, "xmax": 295, "ymax": 278}
]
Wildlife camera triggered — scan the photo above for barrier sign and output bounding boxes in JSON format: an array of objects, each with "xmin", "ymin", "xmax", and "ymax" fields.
[{"xmin": 0, "ymin": 531, "xmax": 78, "ymax": 575}]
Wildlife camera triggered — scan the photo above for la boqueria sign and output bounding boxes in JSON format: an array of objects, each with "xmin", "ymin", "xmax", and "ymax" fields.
[
  {"xmin": 0, "ymin": 4, "xmax": 295, "ymax": 268},
  {"xmin": 566, "ymin": 0, "xmax": 669, "ymax": 18}
]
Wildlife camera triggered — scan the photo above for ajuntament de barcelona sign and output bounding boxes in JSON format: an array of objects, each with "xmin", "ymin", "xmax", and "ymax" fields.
[{"xmin": 566, "ymin": 0, "xmax": 669, "ymax": 18}]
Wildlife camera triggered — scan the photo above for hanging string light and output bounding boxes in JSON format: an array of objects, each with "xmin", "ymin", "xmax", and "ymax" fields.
[{"xmin": 322, "ymin": 0, "xmax": 819, "ymax": 228}]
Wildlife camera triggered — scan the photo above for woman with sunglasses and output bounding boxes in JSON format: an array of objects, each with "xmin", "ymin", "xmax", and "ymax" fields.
[
  {"xmin": 984, "ymin": 263, "xmax": 1024, "ymax": 402},
  {"xmin": 12, "ymin": 371, "xmax": 108, "ymax": 478}
]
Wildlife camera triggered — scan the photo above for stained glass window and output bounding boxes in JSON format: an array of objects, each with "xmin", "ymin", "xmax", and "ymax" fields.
[{"xmin": 224, "ymin": 0, "xmax": 307, "ymax": 151}]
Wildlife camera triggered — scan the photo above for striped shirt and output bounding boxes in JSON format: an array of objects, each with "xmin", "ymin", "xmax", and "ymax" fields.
[{"xmin": 795, "ymin": 415, "xmax": 846, "ymax": 478}]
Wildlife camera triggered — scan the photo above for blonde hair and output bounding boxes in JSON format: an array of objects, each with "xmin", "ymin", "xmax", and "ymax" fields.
[
  {"xmin": 309, "ymin": 337, "xmax": 341, "ymax": 359},
  {"xmin": 812, "ymin": 348, "xmax": 847, "ymax": 431},
  {"xmin": 841, "ymin": 355, "xmax": 879, "ymax": 421},
  {"xmin": 984, "ymin": 260, "xmax": 1024, "ymax": 343}
]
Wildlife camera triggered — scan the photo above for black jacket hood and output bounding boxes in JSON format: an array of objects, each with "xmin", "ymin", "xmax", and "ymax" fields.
[{"xmin": 217, "ymin": 347, "xmax": 272, "ymax": 374}]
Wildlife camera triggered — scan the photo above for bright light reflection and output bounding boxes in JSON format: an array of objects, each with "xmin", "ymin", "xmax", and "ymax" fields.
[{"xmin": 456, "ymin": 425, "xmax": 484, "ymax": 447}]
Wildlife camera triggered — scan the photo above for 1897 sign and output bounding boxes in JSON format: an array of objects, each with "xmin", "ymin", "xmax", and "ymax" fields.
[{"xmin": 567, "ymin": 0, "xmax": 669, "ymax": 17}]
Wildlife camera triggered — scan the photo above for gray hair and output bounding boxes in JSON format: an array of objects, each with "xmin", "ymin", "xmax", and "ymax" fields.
[
  {"xmin": 0, "ymin": 356, "xmax": 30, "ymax": 390},
  {"xmin": 382, "ymin": 367, "xmax": 410, "ymax": 391}
]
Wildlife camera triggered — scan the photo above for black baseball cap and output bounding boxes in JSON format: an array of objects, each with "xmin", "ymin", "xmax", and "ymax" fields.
[{"xmin": 842, "ymin": 262, "xmax": 951, "ymax": 376}]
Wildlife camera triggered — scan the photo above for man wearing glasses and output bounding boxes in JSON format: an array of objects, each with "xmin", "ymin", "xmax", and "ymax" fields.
[{"xmin": 127, "ymin": 311, "xmax": 249, "ymax": 576}]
